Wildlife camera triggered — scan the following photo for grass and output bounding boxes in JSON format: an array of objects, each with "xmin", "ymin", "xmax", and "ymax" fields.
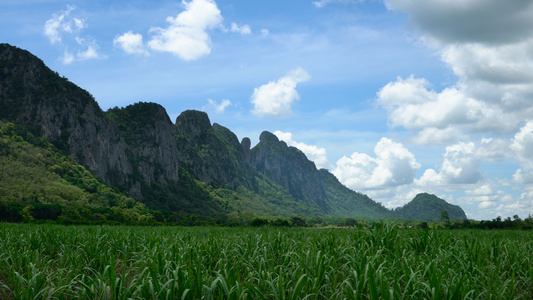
[{"xmin": 0, "ymin": 223, "xmax": 532, "ymax": 299}]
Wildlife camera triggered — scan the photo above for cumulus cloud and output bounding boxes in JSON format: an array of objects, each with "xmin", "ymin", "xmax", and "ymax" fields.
[
  {"xmin": 476, "ymin": 137, "xmax": 511, "ymax": 162},
  {"xmin": 460, "ymin": 183, "xmax": 518, "ymax": 217},
  {"xmin": 114, "ymin": 31, "xmax": 149, "ymax": 56},
  {"xmin": 251, "ymin": 67, "xmax": 310, "ymax": 118},
  {"xmin": 511, "ymin": 121, "xmax": 533, "ymax": 167},
  {"xmin": 376, "ymin": 76, "xmax": 516, "ymax": 141},
  {"xmin": 147, "ymin": 0, "xmax": 223, "ymax": 60},
  {"xmin": 375, "ymin": 0, "xmax": 533, "ymax": 218},
  {"xmin": 274, "ymin": 131, "xmax": 332, "ymax": 170},
  {"xmin": 511, "ymin": 121, "xmax": 533, "ymax": 184},
  {"xmin": 230, "ymin": 23, "xmax": 251, "ymax": 35},
  {"xmin": 202, "ymin": 99, "xmax": 232, "ymax": 114},
  {"xmin": 411, "ymin": 127, "xmax": 467, "ymax": 145},
  {"xmin": 416, "ymin": 142, "xmax": 483, "ymax": 187},
  {"xmin": 332, "ymin": 138, "xmax": 420, "ymax": 190},
  {"xmin": 44, "ymin": 5, "xmax": 85, "ymax": 44},
  {"xmin": 380, "ymin": 0, "xmax": 533, "ymax": 141}
]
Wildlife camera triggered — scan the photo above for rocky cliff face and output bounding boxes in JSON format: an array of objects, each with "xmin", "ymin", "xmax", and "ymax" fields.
[
  {"xmin": 106, "ymin": 102, "xmax": 180, "ymax": 198},
  {"xmin": 0, "ymin": 44, "xmax": 178, "ymax": 201},
  {"xmin": 174, "ymin": 110, "xmax": 252, "ymax": 189},
  {"xmin": 250, "ymin": 131, "xmax": 328, "ymax": 211},
  {"xmin": 0, "ymin": 44, "xmax": 132, "ymax": 186}
]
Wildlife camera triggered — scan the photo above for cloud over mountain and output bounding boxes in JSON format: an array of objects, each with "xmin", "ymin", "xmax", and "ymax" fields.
[
  {"xmin": 43, "ymin": 5, "xmax": 104, "ymax": 64},
  {"xmin": 43, "ymin": 5, "xmax": 84, "ymax": 44},
  {"xmin": 274, "ymin": 131, "xmax": 331, "ymax": 170},
  {"xmin": 333, "ymin": 138, "xmax": 420, "ymax": 190},
  {"xmin": 251, "ymin": 67, "xmax": 310, "ymax": 118},
  {"xmin": 114, "ymin": 32, "xmax": 149, "ymax": 56},
  {"xmin": 147, "ymin": 0, "xmax": 223, "ymax": 60}
]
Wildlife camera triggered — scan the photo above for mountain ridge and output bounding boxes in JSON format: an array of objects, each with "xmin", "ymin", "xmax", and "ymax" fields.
[{"xmin": 0, "ymin": 43, "xmax": 467, "ymax": 222}]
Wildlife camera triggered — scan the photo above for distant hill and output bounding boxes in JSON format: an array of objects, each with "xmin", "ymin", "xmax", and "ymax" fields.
[
  {"xmin": 393, "ymin": 193, "xmax": 467, "ymax": 221},
  {"xmin": 0, "ymin": 43, "xmax": 468, "ymax": 223}
]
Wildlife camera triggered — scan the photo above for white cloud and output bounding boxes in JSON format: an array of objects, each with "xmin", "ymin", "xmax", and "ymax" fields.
[
  {"xmin": 114, "ymin": 31, "xmax": 149, "ymax": 56},
  {"xmin": 61, "ymin": 51, "xmax": 75, "ymax": 65},
  {"xmin": 77, "ymin": 45, "xmax": 99, "ymax": 60},
  {"xmin": 459, "ymin": 183, "xmax": 522, "ymax": 218},
  {"xmin": 44, "ymin": 5, "xmax": 104, "ymax": 64},
  {"xmin": 375, "ymin": 0, "xmax": 533, "ymax": 219},
  {"xmin": 332, "ymin": 138, "xmax": 420, "ymax": 190},
  {"xmin": 411, "ymin": 127, "xmax": 466, "ymax": 145},
  {"xmin": 274, "ymin": 131, "xmax": 332, "ymax": 170},
  {"xmin": 380, "ymin": 0, "xmax": 533, "ymax": 141},
  {"xmin": 377, "ymin": 75, "xmax": 516, "ymax": 139},
  {"xmin": 511, "ymin": 121, "xmax": 533, "ymax": 184},
  {"xmin": 148, "ymin": 0, "xmax": 223, "ymax": 60},
  {"xmin": 511, "ymin": 121, "xmax": 533, "ymax": 168},
  {"xmin": 61, "ymin": 39, "xmax": 105, "ymax": 65},
  {"xmin": 230, "ymin": 23, "xmax": 251, "ymax": 35},
  {"xmin": 476, "ymin": 137, "xmax": 511, "ymax": 162},
  {"xmin": 44, "ymin": 5, "xmax": 85, "ymax": 44},
  {"xmin": 202, "ymin": 99, "xmax": 232, "ymax": 114},
  {"xmin": 416, "ymin": 142, "xmax": 483, "ymax": 187},
  {"xmin": 313, "ymin": 0, "xmax": 362, "ymax": 8},
  {"xmin": 251, "ymin": 67, "xmax": 310, "ymax": 118}
]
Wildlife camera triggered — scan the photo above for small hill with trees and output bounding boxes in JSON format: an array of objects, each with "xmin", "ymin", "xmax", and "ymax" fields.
[{"xmin": 393, "ymin": 193, "xmax": 467, "ymax": 221}]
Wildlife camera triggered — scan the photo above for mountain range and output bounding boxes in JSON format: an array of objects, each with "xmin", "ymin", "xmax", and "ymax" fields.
[{"xmin": 0, "ymin": 43, "xmax": 467, "ymax": 223}]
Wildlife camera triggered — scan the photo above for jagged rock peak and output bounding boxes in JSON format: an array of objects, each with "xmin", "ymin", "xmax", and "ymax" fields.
[
  {"xmin": 213, "ymin": 123, "xmax": 240, "ymax": 148},
  {"xmin": 259, "ymin": 131, "xmax": 280, "ymax": 144},
  {"xmin": 112, "ymin": 102, "xmax": 172, "ymax": 124},
  {"xmin": 241, "ymin": 137, "xmax": 251, "ymax": 162},
  {"xmin": 241, "ymin": 137, "xmax": 251, "ymax": 149},
  {"xmin": 175, "ymin": 110, "xmax": 212, "ymax": 137}
]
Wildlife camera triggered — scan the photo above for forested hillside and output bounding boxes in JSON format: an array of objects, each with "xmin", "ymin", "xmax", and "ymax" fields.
[{"xmin": 0, "ymin": 121, "xmax": 153, "ymax": 224}]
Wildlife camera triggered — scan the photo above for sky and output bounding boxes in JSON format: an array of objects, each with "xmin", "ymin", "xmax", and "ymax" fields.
[{"xmin": 2, "ymin": 0, "xmax": 533, "ymax": 220}]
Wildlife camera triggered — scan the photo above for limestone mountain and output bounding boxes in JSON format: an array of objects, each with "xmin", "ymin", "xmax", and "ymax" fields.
[
  {"xmin": 107, "ymin": 103, "xmax": 180, "ymax": 196},
  {"xmin": 0, "ymin": 43, "xmax": 468, "ymax": 222},
  {"xmin": 174, "ymin": 110, "xmax": 253, "ymax": 190},
  {"xmin": 250, "ymin": 131, "xmax": 328, "ymax": 212},
  {"xmin": 0, "ymin": 44, "xmax": 132, "ymax": 188}
]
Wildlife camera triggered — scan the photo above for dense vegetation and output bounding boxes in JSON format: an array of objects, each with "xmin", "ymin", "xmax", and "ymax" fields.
[
  {"xmin": 2, "ymin": 120, "xmax": 529, "ymax": 228},
  {"xmin": 0, "ymin": 121, "xmax": 153, "ymax": 224},
  {"xmin": 0, "ymin": 119, "xmax": 309, "ymax": 225},
  {"xmin": 393, "ymin": 193, "xmax": 467, "ymax": 221},
  {"xmin": 1, "ymin": 224, "xmax": 533, "ymax": 299}
]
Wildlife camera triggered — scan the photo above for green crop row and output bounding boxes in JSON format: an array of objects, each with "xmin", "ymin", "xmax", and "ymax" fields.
[{"xmin": 0, "ymin": 224, "xmax": 532, "ymax": 299}]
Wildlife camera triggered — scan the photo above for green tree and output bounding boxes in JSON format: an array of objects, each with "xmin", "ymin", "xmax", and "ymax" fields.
[
  {"xmin": 344, "ymin": 218, "xmax": 358, "ymax": 227},
  {"xmin": 440, "ymin": 210, "xmax": 450, "ymax": 223},
  {"xmin": 290, "ymin": 216, "xmax": 307, "ymax": 227}
]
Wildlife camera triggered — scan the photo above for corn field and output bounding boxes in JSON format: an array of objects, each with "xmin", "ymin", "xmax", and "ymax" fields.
[{"xmin": 1, "ymin": 224, "xmax": 532, "ymax": 299}]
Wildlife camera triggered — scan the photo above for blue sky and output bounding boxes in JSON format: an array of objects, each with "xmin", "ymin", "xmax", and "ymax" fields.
[{"xmin": 2, "ymin": 0, "xmax": 533, "ymax": 220}]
